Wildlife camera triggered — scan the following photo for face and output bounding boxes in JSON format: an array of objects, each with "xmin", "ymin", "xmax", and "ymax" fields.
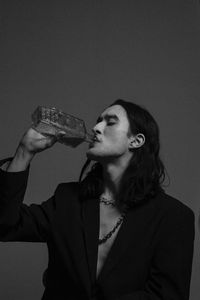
[{"xmin": 86, "ymin": 105, "xmax": 133, "ymax": 162}]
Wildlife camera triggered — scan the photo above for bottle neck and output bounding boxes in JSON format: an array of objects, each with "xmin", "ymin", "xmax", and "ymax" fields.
[{"xmin": 85, "ymin": 132, "xmax": 93, "ymax": 143}]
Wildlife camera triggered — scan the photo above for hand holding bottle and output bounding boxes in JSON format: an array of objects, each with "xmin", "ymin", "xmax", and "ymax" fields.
[
  {"xmin": 6, "ymin": 105, "xmax": 93, "ymax": 172},
  {"xmin": 19, "ymin": 127, "xmax": 66, "ymax": 155},
  {"xmin": 6, "ymin": 128, "xmax": 65, "ymax": 172}
]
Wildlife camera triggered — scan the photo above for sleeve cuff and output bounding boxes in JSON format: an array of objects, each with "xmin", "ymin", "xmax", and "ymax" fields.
[
  {"xmin": 0, "ymin": 161, "xmax": 10, "ymax": 171},
  {"xmin": 0, "ymin": 157, "xmax": 30, "ymax": 193}
]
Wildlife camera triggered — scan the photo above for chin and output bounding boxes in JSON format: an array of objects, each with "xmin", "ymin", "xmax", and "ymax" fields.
[
  {"xmin": 86, "ymin": 150, "xmax": 99, "ymax": 161},
  {"xmin": 86, "ymin": 148, "xmax": 105, "ymax": 162},
  {"xmin": 86, "ymin": 150, "xmax": 116, "ymax": 165}
]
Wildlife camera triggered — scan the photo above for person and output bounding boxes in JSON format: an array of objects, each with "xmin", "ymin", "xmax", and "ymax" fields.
[{"xmin": 0, "ymin": 99, "xmax": 195, "ymax": 300}]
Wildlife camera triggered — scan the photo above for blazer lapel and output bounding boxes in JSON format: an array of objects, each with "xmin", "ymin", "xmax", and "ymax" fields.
[
  {"xmin": 82, "ymin": 197, "xmax": 148, "ymax": 285},
  {"xmin": 82, "ymin": 197, "xmax": 100, "ymax": 285},
  {"xmin": 97, "ymin": 205, "xmax": 145, "ymax": 283}
]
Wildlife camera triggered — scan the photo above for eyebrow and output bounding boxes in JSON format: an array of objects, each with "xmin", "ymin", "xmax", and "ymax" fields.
[{"xmin": 96, "ymin": 114, "xmax": 119, "ymax": 123}]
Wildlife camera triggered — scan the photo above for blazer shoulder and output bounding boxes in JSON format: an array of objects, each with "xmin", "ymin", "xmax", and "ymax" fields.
[
  {"xmin": 55, "ymin": 181, "xmax": 79, "ymax": 193},
  {"xmin": 154, "ymin": 191, "xmax": 194, "ymax": 220},
  {"xmin": 54, "ymin": 181, "xmax": 80, "ymax": 199},
  {"xmin": 53, "ymin": 181, "xmax": 81, "ymax": 208}
]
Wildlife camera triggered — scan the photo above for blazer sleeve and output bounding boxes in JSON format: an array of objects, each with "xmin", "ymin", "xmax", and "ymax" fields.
[
  {"xmin": 0, "ymin": 158, "xmax": 58, "ymax": 243},
  {"xmin": 116, "ymin": 203, "xmax": 195, "ymax": 300}
]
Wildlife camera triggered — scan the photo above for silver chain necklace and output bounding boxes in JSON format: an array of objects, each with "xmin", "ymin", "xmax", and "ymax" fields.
[
  {"xmin": 98, "ymin": 212, "xmax": 126, "ymax": 244},
  {"xmin": 98, "ymin": 195, "xmax": 126, "ymax": 244},
  {"xmin": 99, "ymin": 195, "xmax": 116, "ymax": 206}
]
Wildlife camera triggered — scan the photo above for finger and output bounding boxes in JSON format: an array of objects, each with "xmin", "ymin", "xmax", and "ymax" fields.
[{"xmin": 56, "ymin": 131, "xmax": 66, "ymax": 139}]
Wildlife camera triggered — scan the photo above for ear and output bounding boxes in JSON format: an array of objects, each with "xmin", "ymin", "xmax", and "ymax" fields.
[{"xmin": 129, "ymin": 133, "xmax": 145, "ymax": 149}]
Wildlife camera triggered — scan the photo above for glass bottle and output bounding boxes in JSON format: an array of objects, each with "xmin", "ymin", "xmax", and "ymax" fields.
[{"xmin": 31, "ymin": 106, "xmax": 93, "ymax": 147}]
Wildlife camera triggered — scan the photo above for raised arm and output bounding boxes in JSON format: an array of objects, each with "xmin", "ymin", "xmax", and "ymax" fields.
[
  {"xmin": 6, "ymin": 127, "xmax": 65, "ymax": 172},
  {"xmin": 0, "ymin": 127, "xmax": 66, "ymax": 242}
]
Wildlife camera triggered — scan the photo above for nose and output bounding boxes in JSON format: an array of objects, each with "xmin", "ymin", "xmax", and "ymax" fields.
[{"xmin": 92, "ymin": 123, "xmax": 102, "ymax": 136}]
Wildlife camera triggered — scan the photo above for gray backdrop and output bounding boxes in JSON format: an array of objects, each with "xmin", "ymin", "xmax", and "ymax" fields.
[{"xmin": 0, "ymin": 0, "xmax": 200, "ymax": 299}]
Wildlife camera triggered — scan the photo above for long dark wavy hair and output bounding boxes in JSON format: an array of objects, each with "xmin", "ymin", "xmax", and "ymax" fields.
[{"xmin": 78, "ymin": 99, "xmax": 166, "ymax": 209}]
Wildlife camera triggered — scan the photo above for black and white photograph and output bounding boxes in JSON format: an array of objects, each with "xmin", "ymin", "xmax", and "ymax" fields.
[{"xmin": 0, "ymin": 1, "xmax": 200, "ymax": 299}]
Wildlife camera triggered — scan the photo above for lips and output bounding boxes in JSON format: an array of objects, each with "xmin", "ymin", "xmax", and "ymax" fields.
[
  {"xmin": 92, "ymin": 136, "xmax": 101, "ymax": 142},
  {"xmin": 89, "ymin": 136, "xmax": 101, "ymax": 147}
]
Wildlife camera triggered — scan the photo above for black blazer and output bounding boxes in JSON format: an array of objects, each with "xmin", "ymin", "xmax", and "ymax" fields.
[{"xmin": 0, "ymin": 159, "xmax": 195, "ymax": 300}]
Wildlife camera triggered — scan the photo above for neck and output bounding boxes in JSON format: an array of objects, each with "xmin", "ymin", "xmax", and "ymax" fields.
[{"xmin": 101, "ymin": 154, "xmax": 132, "ymax": 202}]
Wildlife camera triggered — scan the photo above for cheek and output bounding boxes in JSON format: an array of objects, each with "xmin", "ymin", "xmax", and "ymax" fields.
[
  {"xmin": 106, "ymin": 134, "xmax": 128, "ymax": 152},
  {"xmin": 107, "ymin": 130, "xmax": 127, "ymax": 144}
]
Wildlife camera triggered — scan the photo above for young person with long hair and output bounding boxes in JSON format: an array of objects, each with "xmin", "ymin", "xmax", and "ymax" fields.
[{"xmin": 0, "ymin": 99, "xmax": 194, "ymax": 299}]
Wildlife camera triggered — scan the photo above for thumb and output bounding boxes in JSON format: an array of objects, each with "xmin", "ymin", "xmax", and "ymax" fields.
[{"xmin": 56, "ymin": 131, "xmax": 66, "ymax": 139}]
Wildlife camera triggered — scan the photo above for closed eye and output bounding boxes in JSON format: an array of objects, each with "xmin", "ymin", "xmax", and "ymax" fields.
[
  {"xmin": 107, "ymin": 122, "xmax": 116, "ymax": 126},
  {"xmin": 96, "ymin": 119, "xmax": 116, "ymax": 125},
  {"xmin": 96, "ymin": 114, "xmax": 119, "ymax": 125}
]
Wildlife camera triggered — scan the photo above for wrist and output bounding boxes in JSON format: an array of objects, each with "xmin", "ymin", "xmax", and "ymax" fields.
[
  {"xmin": 6, "ymin": 145, "xmax": 35, "ymax": 172},
  {"xmin": 16, "ymin": 143, "xmax": 35, "ymax": 160}
]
